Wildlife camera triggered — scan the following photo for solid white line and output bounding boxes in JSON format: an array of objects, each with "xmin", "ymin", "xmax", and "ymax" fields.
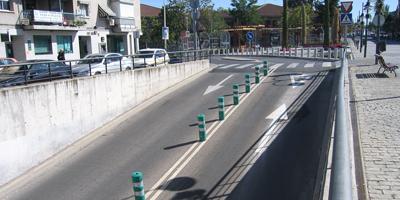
[
  {"xmin": 304, "ymin": 63, "xmax": 315, "ymax": 68},
  {"xmin": 220, "ymin": 64, "xmax": 239, "ymax": 69},
  {"xmin": 236, "ymin": 64, "xmax": 253, "ymax": 69},
  {"xmin": 147, "ymin": 67, "xmax": 279, "ymax": 200},
  {"xmin": 323, "ymin": 62, "xmax": 332, "ymax": 68},
  {"xmin": 287, "ymin": 63, "xmax": 299, "ymax": 68},
  {"xmin": 217, "ymin": 74, "xmax": 234, "ymax": 86}
]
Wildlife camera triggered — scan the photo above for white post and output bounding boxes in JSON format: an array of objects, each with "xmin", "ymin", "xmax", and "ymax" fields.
[
  {"xmin": 307, "ymin": 48, "xmax": 310, "ymax": 58},
  {"xmin": 295, "ymin": 48, "xmax": 298, "ymax": 57},
  {"xmin": 301, "ymin": 48, "xmax": 304, "ymax": 57},
  {"xmin": 314, "ymin": 48, "xmax": 317, "ymax": 58},
  {"xmin": 289, "ymin": 48, "xmax": 292, "ymax": 57},
  {"xmin": 328, "ymin": 48, "xmax": 332, "ymax": 59}
]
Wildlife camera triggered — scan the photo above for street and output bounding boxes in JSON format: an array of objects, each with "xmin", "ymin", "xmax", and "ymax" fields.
[{"xmin": 2, "ymin": 56, "xmax": 339, "ymax": 200}]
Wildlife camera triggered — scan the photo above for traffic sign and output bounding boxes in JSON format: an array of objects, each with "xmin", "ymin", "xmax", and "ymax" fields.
[
  {"xmin": 246, "ymin": 32, "xmax": 254, "ymax": 41},
  {"xmin": 341, "ymin": 1, "xmax": 353, "ymax": 13},
  {"xmin": 340, "ymin": 13, "xmax": 353, "ymax": 24},
  {"xmin": 372, "ymin": 14, "xmax": 385, "ymax": 26},
  {"xmin": 162, "ymin": 27, "xmax": 169, "ymax": 40}
]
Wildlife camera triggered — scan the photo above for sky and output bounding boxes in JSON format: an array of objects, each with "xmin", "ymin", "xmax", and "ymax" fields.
[{"xmin": 141, "ymin": 0, "xmax": 399, "ymax": 21}]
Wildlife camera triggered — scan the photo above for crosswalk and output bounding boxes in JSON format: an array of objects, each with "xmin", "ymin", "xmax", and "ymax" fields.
[{"xmin": 214, "ymin": 61, "xmax": 336, "ymax": 70}]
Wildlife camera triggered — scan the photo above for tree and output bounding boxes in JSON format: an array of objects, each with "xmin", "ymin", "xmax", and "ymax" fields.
[
  {"xmin": 159, "ymin": 1, "xmax": 188, "ymax": 48},
  {"xmin": 140, "ymin": 16, "xmax": 162, "ymax": 48},
  {"xmin": 282, "ymin": 0, "xmax": 288, "ymax": 48},
  {"xmin": 199, "ymin": 6, "xmax": 228, "ymax": 33},
  {"xmin": 323, "ymin": 0, "xmax": 330, "ymax": 46},
  {"xmin": 229, "ymin": 0, "xmax": 262, "ymax": 26}
]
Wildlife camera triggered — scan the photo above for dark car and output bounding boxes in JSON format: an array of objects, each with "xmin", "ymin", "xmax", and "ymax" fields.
[{"xmin": 0, "ymin": 60, "xmax": 71, "ymax": 87}]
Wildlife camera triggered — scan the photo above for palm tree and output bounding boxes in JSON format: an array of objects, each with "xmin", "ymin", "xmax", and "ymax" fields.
[{"xmin": 282, "ymin": 0, "xmax": 288, "ymax": 48}]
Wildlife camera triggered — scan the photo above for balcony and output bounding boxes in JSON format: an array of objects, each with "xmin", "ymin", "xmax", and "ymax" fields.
[
  {"xmin": 112, "ymin": 17, "xmax": 136, "ymax": 32},
  {"xmin": 19, "ymin": 10, "xmax": 87, "ymax": 29}
]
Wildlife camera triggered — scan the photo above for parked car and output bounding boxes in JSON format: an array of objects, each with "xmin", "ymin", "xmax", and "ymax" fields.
[
  {"xmin": 72, "ymin": 53, "xmax": 132, "ymax": 76},
  {"xmin": 0, "ymin": 60, "xmax": 71, "ymax": 87},
  {"xmin": 134, "ymin": 49, "xmax": 170, "ymax": 67},
  {"xmin": 0, "ymin": 58, "xmax": 17, "ymax": 72}
]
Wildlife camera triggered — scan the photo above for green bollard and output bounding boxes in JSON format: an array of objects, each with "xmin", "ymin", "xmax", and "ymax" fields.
[
  {"xmin": 132, "ymin": 172, "xmax": 145, "ymax": 200},
  {"xmin": 255, "ymin": 66, "xmax": 260, "ymax": 84},
  {"xmin": 245, "ymin": 74, "xmax": 251, "ymax": 93},
  {"xmin": 197, "ymin": 114, "xmax": 207, "ymax": 142},
  {"xmin": 263, "ymin": 60, "xmax": 269, "ymax": 76},
  {"xmin": 233, "ymin": 84, "xmax": 239, "ymax": 105},
  {"xmin": 218, "ymin": 96, "xmax": 225, "ymax": 120}
]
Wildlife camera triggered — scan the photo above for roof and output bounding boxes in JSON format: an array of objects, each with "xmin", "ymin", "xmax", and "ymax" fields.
[
  {"xmin": 141, "ymin": 4, "xmax": 161, "ymax": 17},
  {"xmin": 257, "ymin": 4, "xmax": 283, "ymax": 18}
]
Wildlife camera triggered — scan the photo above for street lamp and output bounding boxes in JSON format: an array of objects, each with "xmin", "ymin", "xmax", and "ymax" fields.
[
  {"xmin": 364, "ymin": 0, "xmax": 371, "ymax": 58},
  {"xmin": 360, "ymin": 3, "xmax": 365, "ymax": 53}
]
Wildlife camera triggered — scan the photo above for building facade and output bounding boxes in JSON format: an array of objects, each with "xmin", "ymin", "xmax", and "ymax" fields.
[{"xmin": 0, "ymin": 0, "xmax": 141, "ymax": 61}]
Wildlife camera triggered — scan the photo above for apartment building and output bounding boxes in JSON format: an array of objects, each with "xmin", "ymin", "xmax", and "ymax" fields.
[{"xmin": 0, "ymin": 0, "xmax": 141, "ymax": 61}]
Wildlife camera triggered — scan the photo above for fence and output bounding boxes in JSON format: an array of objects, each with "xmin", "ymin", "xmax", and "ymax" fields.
[
  {"xmin": 208, "ymin": 47, "xmax": 343, "ymax": 60},
  {"xmin": 0, "ymin": 50, "xmax": 209, "ymax": 88}
]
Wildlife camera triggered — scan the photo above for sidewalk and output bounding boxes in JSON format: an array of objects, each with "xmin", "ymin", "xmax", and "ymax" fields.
[{"xmin": 349, "ymin": 41, "xmax": 400, "ymax": 200}]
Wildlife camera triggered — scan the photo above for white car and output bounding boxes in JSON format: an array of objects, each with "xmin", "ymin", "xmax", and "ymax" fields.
[
  {"xmin": 72, "ymin": 53, "xmax": 133, "ymax": 76},
  {"xmin": 134, "ymin": 49, "xmax": 170, "ymax": 67}
]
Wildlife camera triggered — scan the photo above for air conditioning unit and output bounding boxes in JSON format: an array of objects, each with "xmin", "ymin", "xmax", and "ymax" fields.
[
  {"xmin": 20, "ymin": 19, "xmax": 30, "ymax": 26},
  {"xmin": 108, "ymin": 18, "xmax": 115, "ymax": 26}
]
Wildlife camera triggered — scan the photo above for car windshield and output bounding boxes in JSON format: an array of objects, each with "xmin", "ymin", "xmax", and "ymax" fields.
[
  {"xmin": 138, "ymin": 51, "xmax": 154, "ymax": 58},
  {"xmin": 78, "ymin": 55, "xmax": 104, "ymax": 64}
]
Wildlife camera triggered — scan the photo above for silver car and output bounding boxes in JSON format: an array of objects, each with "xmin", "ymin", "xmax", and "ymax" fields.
[{"xmin": 72, "ymin": 53, "xmax": 133, "ymax": 76}]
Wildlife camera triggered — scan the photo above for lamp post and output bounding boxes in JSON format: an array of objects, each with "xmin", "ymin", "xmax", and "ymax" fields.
[
  {"xmin": 364, "ymin": 0, "xmax": 371, "ymax": 58},
  {"xmin": 360, "ymin": 3, "xmax": 364, "ymax": 53},
  {"xmin": 163, "ymin": 0, "xmax": 167, "ymax": 50}
]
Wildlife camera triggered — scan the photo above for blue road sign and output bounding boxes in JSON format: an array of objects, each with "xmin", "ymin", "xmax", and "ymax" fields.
[
  {"xmin": 340, "ymin": 13, "xmax": 353, "ymax": 24},
  {"xmin": 246, "ymin": 32, "xmax": 254, "ymax": 41}
]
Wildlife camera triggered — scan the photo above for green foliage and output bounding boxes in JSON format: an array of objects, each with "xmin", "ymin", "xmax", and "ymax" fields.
[
  {"xmin": 323, "ymin": 0, "xmax": 330, "ymax": 46},
  {"xmin": 229, "ymin": 0, "xmax": 262, "ymax": 26},
  {"xmin": 199, "ymin": 7, "xmax": 229, "ymax": 33},
  {"xmin": 288, "ymin": 3, "xmax": 313, "ymax": 28},
  {"xmin": 159, "ymin": 1, "xmax": 188, "ymax": 47},
  {"xmin": 140, "ymin": 16, "xmax": 162, "ymax": 48}
]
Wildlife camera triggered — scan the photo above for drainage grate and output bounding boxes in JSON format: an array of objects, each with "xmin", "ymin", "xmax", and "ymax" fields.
[{"xmin": 356, "ymin": 73, "xmax": 389, "ymax": 79}]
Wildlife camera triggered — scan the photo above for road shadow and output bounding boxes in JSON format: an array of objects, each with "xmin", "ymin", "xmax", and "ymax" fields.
[
  {"xmin": 164, "ymin": 140, "xmax": 198, "ymax": 150},
  {"xmin": 205, "ymin": 70, "xmax": 337, "ymax": 200},
  {"xmin": 188, "ymin": 119, "xmax": 219, "ymax": 127},
  {"xmin": 155, "ymin": 177, "xmax": 206, "ymax": 199},
  {"xmin": 208, "ymin": 103, "xmax": 234, "ymax": 110},
  {"xmin": 356, "ymin": 73, "xmax": 389, "ymax": 79}
]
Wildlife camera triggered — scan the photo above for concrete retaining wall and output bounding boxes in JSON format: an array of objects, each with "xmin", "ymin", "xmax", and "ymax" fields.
[{"xmin": 0, "ymin": 60, "xmax": 209, "ymax": 186}]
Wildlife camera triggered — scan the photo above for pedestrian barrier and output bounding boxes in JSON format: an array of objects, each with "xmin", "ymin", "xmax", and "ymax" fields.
[
  {"xmin": 233, "ymin": 84, "xmax": 240, "ymax": 105},
  {"xmin": 197, "ymin": 114, "xmax": 207, "ymax": 142},
  {"xmin": 132, "ymin": 172, "xmax": 145, "ymax": 200},
  {"xmin": 255, "ymin": 66, "xmax": 260, "ymax": 84},
  {"xmin": 263, "ymin": 61, "xmax": 269, "ymax": 76},
  {"xmin": 245, "ymin": 74, "xmax": 251, "ymax": 93},
  {"xmin": 218, "ymin": 96, "xmax": 225, "ymax": 121}
]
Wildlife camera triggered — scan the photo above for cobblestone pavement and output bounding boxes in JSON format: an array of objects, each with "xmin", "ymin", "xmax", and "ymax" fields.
[{"xmin": 350, "ymin": 40, "xmax": 400, "ymax": 200}]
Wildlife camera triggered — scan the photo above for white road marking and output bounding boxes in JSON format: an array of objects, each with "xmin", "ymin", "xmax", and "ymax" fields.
[
  {"xmin": 219, "ymin": 64, "xmax": 239, "ymax": 69},
  {"xmin": 290, "ymin": 75, "xmax": 305, "ymax": 88},
  {"xmin": 270, "ymin": 63, "xmax": 284, "ymax": 69},
  {"xmin": 236, "ymin": 63, "xmax": 253, "ymax": 69},
  {"xmin": 304, "ymin": 63, "xmax": 315, "ymax": 68},
  {"xmin": 287, "ymin": 63, "xmax": 299, "ymax": 68},
  {"xmin": 147, "ymin": 66, "xmax": 280, "ymax": 200},
  {"xmin": 323, "ymin": 62, "xmax": 332, "ymax": 68},
  {"xmin": 203, "ymin": 74, "xmax": 234, "ymax": 95},
  {"xmin": 255, "ymin": 104, "xmax": 288, "ymax": 153}
]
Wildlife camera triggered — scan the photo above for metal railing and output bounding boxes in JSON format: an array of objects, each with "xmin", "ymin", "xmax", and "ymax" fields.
[
  {"xmin": 19, "ymin": 10, "xmax": 87, "ymax": 26},
  {"xmin": 329, "ymin": 48, "xmax": 352, "ymax": 200},
  {"xmin": 0, "ymin": 50, "xmax": 209, "ymax": 88}
]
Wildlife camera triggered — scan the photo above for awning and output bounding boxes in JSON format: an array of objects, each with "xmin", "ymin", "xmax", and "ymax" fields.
[{"xmin": 98, "ymin": 3, "xmax": 116, "ymax": 18}]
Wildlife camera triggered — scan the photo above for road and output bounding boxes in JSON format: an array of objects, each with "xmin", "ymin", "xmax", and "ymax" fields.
[{"xmin": 2, "ymin": 56, "xmax": 339, "ymax": 200}]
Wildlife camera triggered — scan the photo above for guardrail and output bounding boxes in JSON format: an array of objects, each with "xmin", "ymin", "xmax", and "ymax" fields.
[
  {"xmin": 208, "ymin": 47, "xmax": 343, "ymax": 59},
  {"xmin": 328, "ymin": 48, "xmax": 352, "ymax": 200},
  {"xmin": 0, "ymin": 50, "xmax": 209, "ymax": 88}
]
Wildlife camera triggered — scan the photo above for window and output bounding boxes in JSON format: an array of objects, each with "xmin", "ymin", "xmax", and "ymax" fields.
[
  {"xmin": 34, "ymin": 35, "xmax": 52, "ymax": 55},
  {"xmin": 0, "ymin": 0, "xmax": 10, "ymax": 10},
  {"xmin": 79, "ymin": 3, "xmax": 89, "ymax": 17},
  {"xmin": 1, "ymin": 34, "xmax": 9, "ymax": 42},
  {"xmin": 56, "ymin": 35, "xmax": 73, "ymax": 53}
]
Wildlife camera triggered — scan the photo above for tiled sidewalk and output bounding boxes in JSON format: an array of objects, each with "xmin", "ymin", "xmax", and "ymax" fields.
[{"xmin": 350, "ymin": 41, "xmax": 400, "ymax": 200}]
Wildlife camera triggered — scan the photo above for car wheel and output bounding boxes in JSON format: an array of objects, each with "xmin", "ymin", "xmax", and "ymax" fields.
[
  {"xmin": 94, "ymin": 71, "xmax": 101, "ymax": 75},
  {"xmin": 126, "ymin": 67, "xmax": 132, "ymax": 70}
]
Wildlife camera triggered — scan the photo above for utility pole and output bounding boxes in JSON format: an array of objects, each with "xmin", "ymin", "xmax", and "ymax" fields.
[
  {"xmin": 192, "ymin": 0, "xmax": 200, "ymax": 50},
  {"xmin": 364, "ymin": 0, "xmax": 370, "ymax": 58},
  {"xmin": 360, "ymin": 3, "xmax": 364, "ymax": 53}
]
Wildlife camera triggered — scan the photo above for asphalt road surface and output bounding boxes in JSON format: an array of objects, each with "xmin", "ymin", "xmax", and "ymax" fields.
[{"xmin": 2, "ymin": 56, "xmax": 339, "ymax": 200}]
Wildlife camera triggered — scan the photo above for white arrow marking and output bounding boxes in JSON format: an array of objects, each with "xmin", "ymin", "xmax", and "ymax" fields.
[
  {"xmin": 203, "ymin": 75, "xmax": 233, "ymax": 95},
  {"xmin": 290, "ymin": 75, "xmax": 305, "ymax": 88},
  {"xmin": 322, "ymin": 62, "xmax": 332, "ymax": 68},
  {"xmin": 256, "ymin": 104, "xmax": 288, "ymax": 153}
]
